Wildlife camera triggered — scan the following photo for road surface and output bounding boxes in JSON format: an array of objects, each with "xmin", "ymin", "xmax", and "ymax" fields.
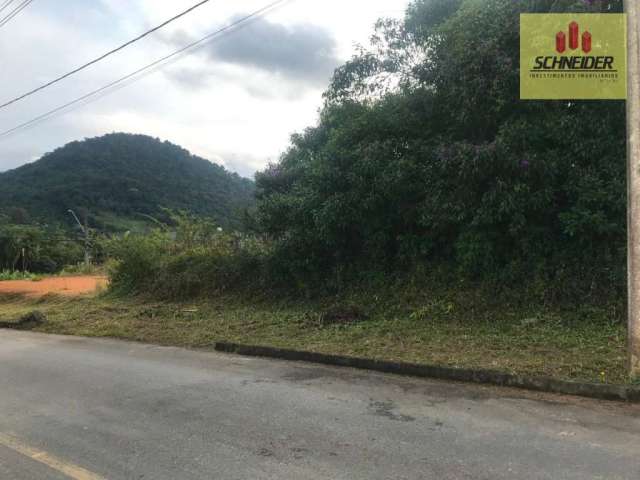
[{"xmin": 0, "ymin": 330, "xmax": 638, "ymax": 479}]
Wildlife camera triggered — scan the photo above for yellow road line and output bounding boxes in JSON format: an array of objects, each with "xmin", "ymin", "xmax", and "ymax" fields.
[{"xmin": 0, "ymin": 432, "xmax": 105, "ymax": 480}]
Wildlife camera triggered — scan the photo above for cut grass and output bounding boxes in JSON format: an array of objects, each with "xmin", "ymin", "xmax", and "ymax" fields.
[{"xmin": 0, "ymin": 286, "xmax": 629, "ymax": 385}]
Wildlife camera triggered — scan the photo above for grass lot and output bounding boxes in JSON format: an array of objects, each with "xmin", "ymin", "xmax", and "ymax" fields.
[{"xmin": 0, "ymin": 283, "xmax": 630, "ymax": 385}]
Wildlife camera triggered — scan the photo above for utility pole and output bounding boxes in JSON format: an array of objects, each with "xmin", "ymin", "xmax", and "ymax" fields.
[
  {"xmin": 68, "ymin": 209, "xmax": 91, "ymax": 267},
  {"xmin": 627, "ymin": 0, "xmax": 640, "ymax": 379}
]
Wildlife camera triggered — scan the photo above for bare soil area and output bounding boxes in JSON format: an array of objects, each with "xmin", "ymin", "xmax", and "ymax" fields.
[{"xmin": 0, "ymin": 276, "xmax": 108, "ymax": 297}]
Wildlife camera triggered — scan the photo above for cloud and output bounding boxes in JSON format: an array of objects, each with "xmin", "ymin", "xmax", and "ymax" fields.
[
  {"xmin": 216, "ymin": 151, "xmax": 276, "ymax": 179},
  {"xmin": 212, "ymin": 17, "xmax": 339, "ymax": 84},
  {"xmin": 165, "ymin": 61, "xmax": 314, "ymax": 101},
  {"xmin": 167, "ymin": 67, "xmax": 214, "ymax": 90},
  {"xmin": 171, "ymin": 16, "xmax": 340, "ymax": 91}
]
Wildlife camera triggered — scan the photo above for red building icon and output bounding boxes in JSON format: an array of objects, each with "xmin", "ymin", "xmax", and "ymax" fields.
[{"xmin": 556, "ymin": 22, "xmax": 592, "ymax": 54}]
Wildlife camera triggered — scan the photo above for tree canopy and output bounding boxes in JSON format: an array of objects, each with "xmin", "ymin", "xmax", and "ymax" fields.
[{"xmin": 255, "ymin": 0, "xmax": 626, "ymax": 299}]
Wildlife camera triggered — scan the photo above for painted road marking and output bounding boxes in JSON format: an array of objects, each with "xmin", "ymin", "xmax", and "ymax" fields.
[{"xmin": 0, "ymin": 432, "xmax": 105, "ymax": 480}]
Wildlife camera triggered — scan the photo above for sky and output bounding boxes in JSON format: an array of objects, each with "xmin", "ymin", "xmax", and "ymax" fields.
[{"xmin": 0, "ymin": 0, "xmax": 411, "ymax": 178}]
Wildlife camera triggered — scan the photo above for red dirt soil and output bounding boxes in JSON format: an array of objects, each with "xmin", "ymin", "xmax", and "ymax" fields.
[{"xmin": 0, "ymin": 276, "xmax": 108, "ymax": 298}]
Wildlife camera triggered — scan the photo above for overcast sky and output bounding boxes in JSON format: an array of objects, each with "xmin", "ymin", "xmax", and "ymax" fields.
[{"xmin": 0, "ymin": 0, "xmax": 410, "ymax": 177}]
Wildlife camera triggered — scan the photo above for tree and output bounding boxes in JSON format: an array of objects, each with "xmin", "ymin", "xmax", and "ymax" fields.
[{"xmin": 255, "ymin": 0, "xmax": 626, "ymax": 300}]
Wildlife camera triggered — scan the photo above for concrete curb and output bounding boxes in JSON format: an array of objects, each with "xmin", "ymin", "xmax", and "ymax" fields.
[{"xmin": 214, "ymin": 342, "xmax": 640, "ymax": 403}]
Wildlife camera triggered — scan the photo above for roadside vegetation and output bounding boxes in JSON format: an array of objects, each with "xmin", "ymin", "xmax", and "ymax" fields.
[
  {"xmin": 0, "ymin": 270, "xmax": 42, "ymax": 281},
  {"xmin": 0, "ymin": 0, "xmax": 632, "ymax": 384},
  {"xmin": 0, "ymin": 213, "xmax": 85, "ymax": 274},
  {"xmin": 0, "ymin": 285, "xmax": 627, "ymax": 384}
]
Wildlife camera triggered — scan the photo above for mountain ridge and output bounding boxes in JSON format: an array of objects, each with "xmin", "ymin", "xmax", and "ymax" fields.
[{"xmin": 0, "ymin": 133, "xmax": 255, "ymax": 230}]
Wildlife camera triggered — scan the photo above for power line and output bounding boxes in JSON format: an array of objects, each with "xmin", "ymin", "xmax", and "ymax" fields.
[
  {"xmin": 0, "ymin": 0, "xmax": 290, "ymax": 139},
  {"xmin": 0, "ymin": 0, "xmax": 213, "ymax": 110},
  {"xmin": 0, "ymin": 0, "xmax": 17, "ymax": 15},
  {"xmin": 0, "ymin": 0, "xmax": 33, "ymax": 28},
  {"xmin": 0, "ymin": 0, "xmax": 34, "ymax": 29}
]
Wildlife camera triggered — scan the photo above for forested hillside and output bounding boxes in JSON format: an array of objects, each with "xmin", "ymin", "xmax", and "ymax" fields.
[{"xmin": 0, "ymin": 133, "xmax": 255, "ymax": 230}]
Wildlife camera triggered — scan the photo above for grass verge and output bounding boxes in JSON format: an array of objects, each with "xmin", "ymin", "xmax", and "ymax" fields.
[{"xmin": 0, "ymin": 284, "xmax": 629, "ymax": 385}]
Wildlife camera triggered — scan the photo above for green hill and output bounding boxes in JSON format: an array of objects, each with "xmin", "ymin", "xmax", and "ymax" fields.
[{"xmin": 0, "ymin": 133, "xmax": 255, "ymax": 231}]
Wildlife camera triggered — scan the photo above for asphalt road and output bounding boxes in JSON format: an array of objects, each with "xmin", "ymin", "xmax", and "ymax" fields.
[{"xmin": 0, "ymin": 330, "xmax": 639, "ymax": 480}]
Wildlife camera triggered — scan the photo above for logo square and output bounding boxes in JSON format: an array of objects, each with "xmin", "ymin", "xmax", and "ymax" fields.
[{"xmin": 520, "ymin": 14, "xmax": 627, "ymax": 100}]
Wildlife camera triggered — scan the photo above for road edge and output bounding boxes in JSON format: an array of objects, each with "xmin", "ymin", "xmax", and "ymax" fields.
[{"xmin": 214, "ymin": 342, "xmax": 640, "ymax": 403}]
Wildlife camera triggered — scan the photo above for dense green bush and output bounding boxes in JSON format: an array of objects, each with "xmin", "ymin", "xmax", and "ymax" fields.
[
  {"xmin": 105, "ymin": 232, "xmax": 170, "ymax": 294},
  {"xmin": 106, "ymin": 213, "xmax": 266, "ymax": 299},
  {"xmin": 254, "ymin": 0, "xmax": 627, "ymax": 302}
]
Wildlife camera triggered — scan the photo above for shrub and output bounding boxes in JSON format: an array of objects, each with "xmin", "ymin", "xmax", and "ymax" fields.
[
  {"xmin": 106, "ymin": 213, "xmax": 267, "ymax": 299},
  {"xmin": 105, "ymin": 231, "xmax": 171, "ymax": 294}
]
